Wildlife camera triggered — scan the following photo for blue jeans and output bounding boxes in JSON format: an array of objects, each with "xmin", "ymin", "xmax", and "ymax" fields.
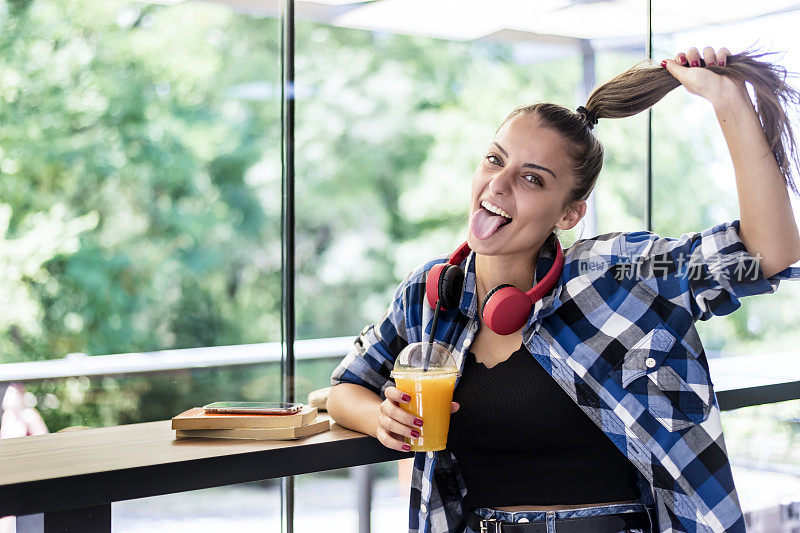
[{"xmin": 464, "ymin": 501, "xmax": 655, "ymax": 533}]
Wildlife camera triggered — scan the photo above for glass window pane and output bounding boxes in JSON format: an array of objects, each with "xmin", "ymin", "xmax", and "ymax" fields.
[
  {"xmin": 651, "ymin": 8, "xmax": 800, "ymax": 355},
  {"xmin": 113, "ymin": 481, "xmax": 280, "ymax": 531},
  {"xmin": 294, "ymin": 2, "xmax": 647, "ymax": 529},
  {"xmin": 294, "ymin": 7, "xmax": 647, "ymax": 343},
  {"xmin": 1, "ymin": 0, "xmax": 282, "ymax": 427}
]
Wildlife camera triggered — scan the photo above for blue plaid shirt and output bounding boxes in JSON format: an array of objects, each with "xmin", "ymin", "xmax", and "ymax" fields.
[{"xmin": 331, "ymin": 219, "xmax": 800, "ymax": 533}]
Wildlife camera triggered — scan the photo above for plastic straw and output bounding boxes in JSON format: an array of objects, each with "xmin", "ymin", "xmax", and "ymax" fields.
[{"xmin": 423, "ymin": 300, "xmax": 443, "ymax": 371}]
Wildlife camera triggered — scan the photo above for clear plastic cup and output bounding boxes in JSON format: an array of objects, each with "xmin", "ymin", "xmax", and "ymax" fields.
[{"xmin": 390, "ymin": 342, "xmax": 460, "ymax": 452}]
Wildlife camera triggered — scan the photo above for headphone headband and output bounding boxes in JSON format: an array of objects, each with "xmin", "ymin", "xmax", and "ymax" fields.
[
  {"xmin": 455, "ymin": 238, "xmax": 563, "ymax": 303},
  {"xmin": 448, "ymin": 241, "xmax": 472, "ymax": 267},
  {"xmin": 526, "ymin": 238, "xmax": 564, "ymax": 302},
  {"xmin": 426, "ymin": 237, "xmax": 565, "ymax": 335}
]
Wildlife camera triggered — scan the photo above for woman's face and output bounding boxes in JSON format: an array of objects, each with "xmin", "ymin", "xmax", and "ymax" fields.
[{"xmin": 468, "ymin": 112, "xmax": 582, "ymax": 259}]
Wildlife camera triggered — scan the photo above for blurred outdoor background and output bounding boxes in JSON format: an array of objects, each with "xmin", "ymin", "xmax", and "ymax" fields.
[{"xmin": 2, "ymin": 0, "xmax": 800, "ymax": 531}]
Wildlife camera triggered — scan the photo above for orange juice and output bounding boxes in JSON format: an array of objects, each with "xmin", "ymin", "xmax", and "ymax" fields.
[{"xmin": 393, "ymin": 369, "xmax": 458, "ymax": 452}]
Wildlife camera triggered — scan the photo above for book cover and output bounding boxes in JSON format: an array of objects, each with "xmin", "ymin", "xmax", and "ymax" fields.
[
  {"xmin": 174, "ymin": 416, "xmax": 331, "ymax": 440},
  {"xmin": 171, "ymin": 405, "xmax": 318, "ymax": 430}
]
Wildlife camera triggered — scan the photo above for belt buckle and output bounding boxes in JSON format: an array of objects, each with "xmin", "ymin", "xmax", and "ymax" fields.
[{"xmin": 479, "ymin": 517, "xmax": 502, "ymax": 533}]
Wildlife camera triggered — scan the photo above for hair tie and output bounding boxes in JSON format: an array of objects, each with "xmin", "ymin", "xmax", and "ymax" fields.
[{"xmin": 576, "ymin": 105, "xmax": 598, "ymax": 129}]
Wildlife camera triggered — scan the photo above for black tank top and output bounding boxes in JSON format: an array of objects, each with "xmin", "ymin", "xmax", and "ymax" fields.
[{"xmin": 446, "ymin": 343, "xmax": 641, "ymax": 511}]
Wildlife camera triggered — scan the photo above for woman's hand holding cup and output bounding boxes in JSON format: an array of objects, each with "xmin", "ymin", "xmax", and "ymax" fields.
[{"xmin": 377, "ymin": 385, "xmax": 460, "ymax": 452}]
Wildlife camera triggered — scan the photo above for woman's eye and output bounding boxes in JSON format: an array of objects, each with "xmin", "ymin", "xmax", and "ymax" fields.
[
  {"xmin": 524, "ymin": 174, "xmax": 543, "ymax": 187},
  {"xmin": 486, "ymin": 154, "xmax": 501, "ymax": 165}
]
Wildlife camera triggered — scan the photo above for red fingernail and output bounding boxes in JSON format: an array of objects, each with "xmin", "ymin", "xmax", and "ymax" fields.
[
  {"xmin": 660, "ymin": 60, "xmax": 667, "ymax": 68},
  {"xmin": 678, "ymin": 55, "xmax": 687, "ymax": 64},
  {"xmin": 691, "ymin": 60, "xmax": 699, "ymax": 67},
  {"xmin": 414, "ymin": 418, "xmax": 423, "ymax": 427},
  {"xmin": 402, "ymin": 394, "xmax": 411, "ymax": 402},
  {"xmin": 720, "ymin": 60, "xmax": 725, "ymax": 67},
  {"xmin": 707, "ymin": 61, "xmax": 715, "ymax": 66},
  {"xmin": 403, "ymin": 444, "xmax": 411, "ymax": 451},
  {"xmin": 411, "ymin": 430, "xmax": 420, "ymax": 438}
]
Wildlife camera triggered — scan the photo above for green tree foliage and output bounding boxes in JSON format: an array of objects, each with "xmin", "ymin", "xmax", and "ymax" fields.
[{"xmin": 0, "ymin": 0, "xmax": 283, "ymax": 364}]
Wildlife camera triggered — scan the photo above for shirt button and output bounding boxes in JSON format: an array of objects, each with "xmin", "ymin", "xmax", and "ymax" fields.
[
  {"xmin": 463, "ymin": 337, "xmax": 472, "ymax": 348},
  {"xmin": 427, "ymin": 451, "xmax": 435, "ymax": 459},
  {"xmin": 645, "ymin": 357, "xmax": 656, "ymax": 368},
  {"xmin": 421, "ymin": 503, "xmax": 427, "ymax": 513}
]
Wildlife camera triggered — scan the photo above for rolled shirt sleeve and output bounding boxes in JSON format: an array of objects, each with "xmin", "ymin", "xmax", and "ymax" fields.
[
  {"xmin": 330, "ymin": 269, "xmax": 414, "ymax": 400},
  {"xmin": 617, "ymin": 219, "xmax": 796, "ymax": 321}
]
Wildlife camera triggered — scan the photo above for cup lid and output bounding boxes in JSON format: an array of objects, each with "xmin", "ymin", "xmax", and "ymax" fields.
[{"xmin": 390, "ymin": 342, "xmax": 459, "ymax": 378}]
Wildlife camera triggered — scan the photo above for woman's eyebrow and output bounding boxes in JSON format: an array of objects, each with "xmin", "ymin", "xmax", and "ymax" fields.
[{"xmin": 492, "ymin": 142, "xmax": 558, "ymax": 181}]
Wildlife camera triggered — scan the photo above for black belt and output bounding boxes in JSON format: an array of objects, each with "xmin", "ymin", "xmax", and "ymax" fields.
[{"xmin": 466, "ymin": 508, "xmax": 653, "ymax": 533}]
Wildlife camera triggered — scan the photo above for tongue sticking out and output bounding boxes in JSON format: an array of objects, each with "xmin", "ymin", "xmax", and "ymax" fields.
[{"xmin": 470, "ymin": 208, "xmax": 509, "ymax": 240}]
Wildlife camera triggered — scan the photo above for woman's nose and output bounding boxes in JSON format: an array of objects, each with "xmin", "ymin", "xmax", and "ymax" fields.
[{"xmin": 489, "ymin": 167, "xmax": 514, "ymax": 195}]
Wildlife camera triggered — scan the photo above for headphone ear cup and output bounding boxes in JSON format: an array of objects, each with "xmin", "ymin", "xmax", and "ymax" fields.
[
  {"xmin": 480, "ymin": 283, "xmax": 513, "ymax": 316},
  {"xmin": 482, "ymin": 285, "xmax": 532, "ymax": 336},
  {"xmin": 426, "ymin": 263, "xmax": 447, "ymax": 309},
  {"xmin": 439, "ymin": 265, "xmax": 465, "ymax": 310}
]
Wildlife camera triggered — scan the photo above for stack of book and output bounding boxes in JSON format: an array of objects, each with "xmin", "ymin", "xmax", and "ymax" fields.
[{"xmin": 172, "ymin": 405, "xmax": 330, "ymax": 440}]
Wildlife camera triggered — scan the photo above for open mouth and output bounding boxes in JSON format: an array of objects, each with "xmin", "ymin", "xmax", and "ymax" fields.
[
  {"xmin": 471, "ymin": 200, "xmax": 513, "ymax": 240},
  {"xmin": 480, "ymin": 200, "xmax": 512, "ymax": 226},
  {"xmin": 494, "ymin": 213, "xmax": 512, "ymax": 230}
]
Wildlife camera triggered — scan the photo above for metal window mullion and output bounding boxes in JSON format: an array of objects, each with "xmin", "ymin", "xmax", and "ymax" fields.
[
  {"xmin": 646, "ymin": 0, "xmax": 653, "ymax": 233},
  {"xmin": 280, "ymin": 0, "xmax": 296, "ymax": 532},
  {"xmin": 579, "ymin": 39, "xmax": 597, "ymax": 238}
]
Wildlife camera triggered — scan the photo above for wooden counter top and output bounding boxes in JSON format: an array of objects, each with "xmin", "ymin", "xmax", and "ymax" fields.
[{"xmin": 0, "ymin": 414, "xmax": 410, "ymax": 517}]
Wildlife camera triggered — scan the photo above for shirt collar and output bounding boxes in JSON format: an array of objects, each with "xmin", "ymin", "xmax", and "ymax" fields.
[
  {"xmin": 457, "ymin": 251, "xmax": 479, "ymax": 318},
  {"xmin": 529, "ymin": 238, "xmax": 564, "ymax": 324}
]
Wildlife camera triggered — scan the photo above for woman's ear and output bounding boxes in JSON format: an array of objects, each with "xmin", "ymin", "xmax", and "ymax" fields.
[{"xmin": 557, "ymin": 200, "xmax": 586, "ymax": 231}]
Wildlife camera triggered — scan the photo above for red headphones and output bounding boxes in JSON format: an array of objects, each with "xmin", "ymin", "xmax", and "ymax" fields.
[{"xmin": 425, "ymin": 238, "xmax": 564, "ymax": 335}]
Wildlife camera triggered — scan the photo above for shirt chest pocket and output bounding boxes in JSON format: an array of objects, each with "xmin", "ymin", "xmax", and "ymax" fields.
[{"xmin": 608, "ymin": 324, "xmax": 713, "ymax": 432}]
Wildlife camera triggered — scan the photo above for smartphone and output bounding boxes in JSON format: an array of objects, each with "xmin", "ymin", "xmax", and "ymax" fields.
[{"xmin": 202, "ymin": 401, "xmax": 304, "ymax": 415}]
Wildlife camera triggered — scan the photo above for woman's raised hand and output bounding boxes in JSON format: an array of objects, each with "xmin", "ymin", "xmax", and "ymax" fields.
[
  {"xmin": 376, "ymin": 386, "xmax": 460, "ymax": 452},
  {"xmin": 661, "ymin": 46, "xmax": 741, "ymax": 102}
]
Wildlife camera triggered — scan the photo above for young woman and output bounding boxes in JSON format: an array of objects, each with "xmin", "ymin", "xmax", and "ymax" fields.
[{"xmin": 327, "ymin": 46, "xmax": 800, "ymax": 533}]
